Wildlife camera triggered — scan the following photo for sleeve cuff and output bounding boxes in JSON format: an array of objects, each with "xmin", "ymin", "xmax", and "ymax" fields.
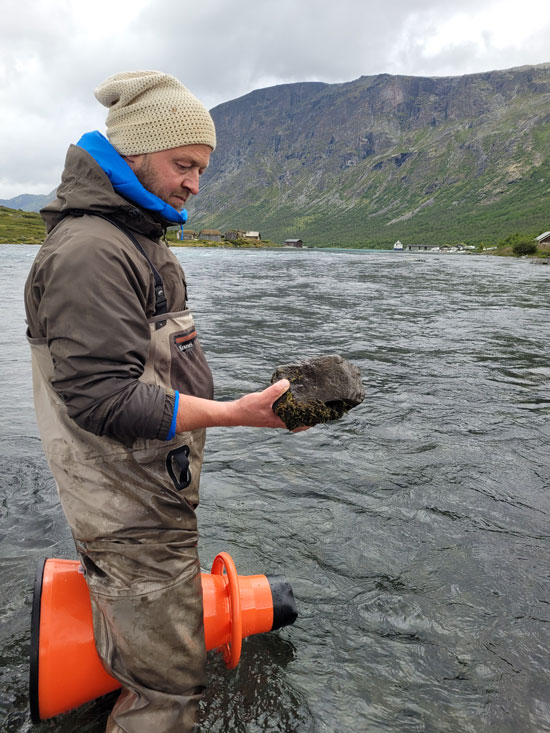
[{"xmin": 165, "ymin": 390, "xmax": 180, "ymax": 441}]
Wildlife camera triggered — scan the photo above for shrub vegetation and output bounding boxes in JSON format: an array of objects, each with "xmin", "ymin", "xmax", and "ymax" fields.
[{"xmin": 513, "ymin": 241, "xmax": 538, "ymax": 256}]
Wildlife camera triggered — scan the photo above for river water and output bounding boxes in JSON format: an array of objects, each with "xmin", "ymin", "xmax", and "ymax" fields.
[{"xmin": 1, "ymin": 245, "xmax": 549, "ymax": 732}]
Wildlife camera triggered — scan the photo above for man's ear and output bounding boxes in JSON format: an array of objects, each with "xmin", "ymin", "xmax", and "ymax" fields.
[{"xmin": 123, "ymin": 154, "xmax": 141, "ymax": 169}]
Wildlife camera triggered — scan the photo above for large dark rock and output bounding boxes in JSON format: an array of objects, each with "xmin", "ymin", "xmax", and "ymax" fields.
[{"xmin": 271, "ymin": 354, "xmax": 364, "ymax": 430}]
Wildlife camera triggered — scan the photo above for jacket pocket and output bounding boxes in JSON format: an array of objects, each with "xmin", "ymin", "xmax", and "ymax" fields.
[{"xmin": 169, "ymin": 328, "xmax": 214, "ymax": 398}]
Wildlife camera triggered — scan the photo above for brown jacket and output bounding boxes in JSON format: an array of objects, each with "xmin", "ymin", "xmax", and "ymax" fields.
[{"xmin": 25, "ymin": 145, "xmax": 190, "ymax": 443}]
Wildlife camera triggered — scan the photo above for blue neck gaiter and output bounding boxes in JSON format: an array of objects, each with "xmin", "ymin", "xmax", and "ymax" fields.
[{"xmin": 76, "ymin": 130, "xmax": 188, "ymax": 225}]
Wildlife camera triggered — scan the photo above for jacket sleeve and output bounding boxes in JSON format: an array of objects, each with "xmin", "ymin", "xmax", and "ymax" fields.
[{"xmin": 28, "ymin": 219, "xmax": 175, "ymax": 444}]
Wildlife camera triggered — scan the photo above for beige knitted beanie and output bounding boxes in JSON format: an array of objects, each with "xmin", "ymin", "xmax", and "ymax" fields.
[{"xmin": 94, "ymin": 70, "xmax": 216, "ymax": 155}]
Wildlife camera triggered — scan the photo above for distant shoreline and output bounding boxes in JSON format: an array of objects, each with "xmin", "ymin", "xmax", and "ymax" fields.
[{"xmin": 2, "ymin": 241, "xmax": 548, "ymax": 261}]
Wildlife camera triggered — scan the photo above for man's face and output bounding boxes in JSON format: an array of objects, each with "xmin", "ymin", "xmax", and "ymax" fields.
[{"xmin": 125, "ymin": 144, "xmax": 211, "ymax": 210}]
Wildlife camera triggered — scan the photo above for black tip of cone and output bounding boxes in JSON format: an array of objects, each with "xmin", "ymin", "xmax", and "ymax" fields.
[
  {"xmin": 30, "ymin": 558, "xmax": 46, "ymax": 723},
  {"xmin": 266, "ymin": 575, "xmax": 298, "ymax": 631}
]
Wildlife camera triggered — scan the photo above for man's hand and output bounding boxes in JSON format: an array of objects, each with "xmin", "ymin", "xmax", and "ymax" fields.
[
  {"xmin": 228, "ymin": 379, "xmax": 290, "ymax": 428},
  {"xmin": 175, "ymin": 379, "xmax": 291, "ymax": 433}
]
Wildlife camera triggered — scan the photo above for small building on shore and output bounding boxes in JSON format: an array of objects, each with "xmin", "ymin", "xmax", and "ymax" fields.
[
  {"xmin": 402, "ymin": 242, "xmax": 465, "ymax": 253},
  {"xmin": 245, "ymin": 231, "xmax": 261, "ymax": 241},
  {"xmin": 284, "ymin": 239, "xmax": 303, "ymax": 248},
  {"xmin": 535, "ymin": 231, "xmax": 550, "ymax": 245},
  {"xmin": 199, "ymin": 229, "xmax": 222, "ymax": 242},
  {"xmin": 405, "ymin": 243, "xmax": 430, "ymax": 251},
  {"xmin": 171, "ymin": 227, "xmax": 196, "ymax": 241},
  {"xmin": 224, "ymin": 229, "xmax": 246, "ymax": 241},
  {"xmin": 393, "ymin": 240, "xmax": 404, "ymax": 251}
]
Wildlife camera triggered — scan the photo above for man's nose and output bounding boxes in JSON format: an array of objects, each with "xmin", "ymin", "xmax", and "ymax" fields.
[{"xmin": 183, "ymin": 169, "xmax": 200, "ymax": 195}]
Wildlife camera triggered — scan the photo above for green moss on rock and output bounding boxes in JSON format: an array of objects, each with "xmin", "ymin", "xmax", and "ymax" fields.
[{"xmin": 273, "ymin": 390, "xmax": 352, "ymax": 430}]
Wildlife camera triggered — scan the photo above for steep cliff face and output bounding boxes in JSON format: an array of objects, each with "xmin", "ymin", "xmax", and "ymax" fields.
[{"xmin": 188, "ymin": 64, "xmax": 550, "ymax": 246}]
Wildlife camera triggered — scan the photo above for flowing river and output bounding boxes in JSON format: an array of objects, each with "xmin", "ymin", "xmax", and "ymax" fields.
[{"xmin": 1, "ymin": 245, "xmax": 549, "ymax": 732}]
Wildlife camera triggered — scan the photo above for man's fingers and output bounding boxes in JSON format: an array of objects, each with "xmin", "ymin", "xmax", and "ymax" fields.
[{"xmin": 268, "ymin": 379, "xmax": 290, "ymax": 402}]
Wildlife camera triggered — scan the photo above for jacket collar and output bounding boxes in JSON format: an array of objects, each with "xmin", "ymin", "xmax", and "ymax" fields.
[{"xmin": 76, "ymin": 131, "xmax": 188, "ymax": 226}]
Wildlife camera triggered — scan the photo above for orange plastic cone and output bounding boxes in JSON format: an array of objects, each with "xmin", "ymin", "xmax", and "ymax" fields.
[{"xmin": 30, "ymin": 553, "xmax": 297, "ymax": 721}]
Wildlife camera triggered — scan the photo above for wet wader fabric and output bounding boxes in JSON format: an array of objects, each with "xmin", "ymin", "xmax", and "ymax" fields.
[{"xmin": 28, "ymin": 216, "xmax": 213, "ymax": 732}]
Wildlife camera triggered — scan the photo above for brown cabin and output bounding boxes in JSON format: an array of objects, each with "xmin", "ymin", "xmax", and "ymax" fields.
[
  {"xmin": 199, "ymin": 229, "xmax": 222, "ymax": 242},
  {"xmin": 224, "ymin": 229, "xmax": 246, "ymax": 241}
]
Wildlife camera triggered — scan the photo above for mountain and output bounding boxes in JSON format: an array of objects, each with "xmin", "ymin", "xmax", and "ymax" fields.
[
  {"xmin": 0, "ymin": 189, "xmax": 57, "ymax": 213},
  {"xmin": 187, "ymin": 64, "xmax": 550, "ymax": 247},
  {"xmin": 6, "ymin": 64, "xmax": 550, "ymax": 247}
]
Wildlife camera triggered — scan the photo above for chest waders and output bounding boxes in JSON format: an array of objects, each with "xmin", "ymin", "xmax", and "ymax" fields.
[{"xmin": 28, "ymin": 215, "xmax": 214, "ymax": 732}]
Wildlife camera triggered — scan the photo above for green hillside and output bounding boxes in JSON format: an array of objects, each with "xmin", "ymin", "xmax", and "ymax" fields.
[{"xmin": 0, "ymin": 206, "xmax": 45, "ymax": 244}]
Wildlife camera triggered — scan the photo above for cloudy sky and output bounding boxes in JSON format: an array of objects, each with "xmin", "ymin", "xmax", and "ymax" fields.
[{"xmin": 1, "ymin": 0, "xmax": 550, "ymax": 199}]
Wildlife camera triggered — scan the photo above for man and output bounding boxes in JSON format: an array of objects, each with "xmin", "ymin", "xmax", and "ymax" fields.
[{"xmin": 24, "ymin": 71, "xmax": 292, "ymax": 732}]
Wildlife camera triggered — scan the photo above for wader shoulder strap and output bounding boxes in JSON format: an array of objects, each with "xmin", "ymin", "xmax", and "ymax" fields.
[{"xmin": 63, "ymin": 209, "xmax": 168, "ymax": 317}]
